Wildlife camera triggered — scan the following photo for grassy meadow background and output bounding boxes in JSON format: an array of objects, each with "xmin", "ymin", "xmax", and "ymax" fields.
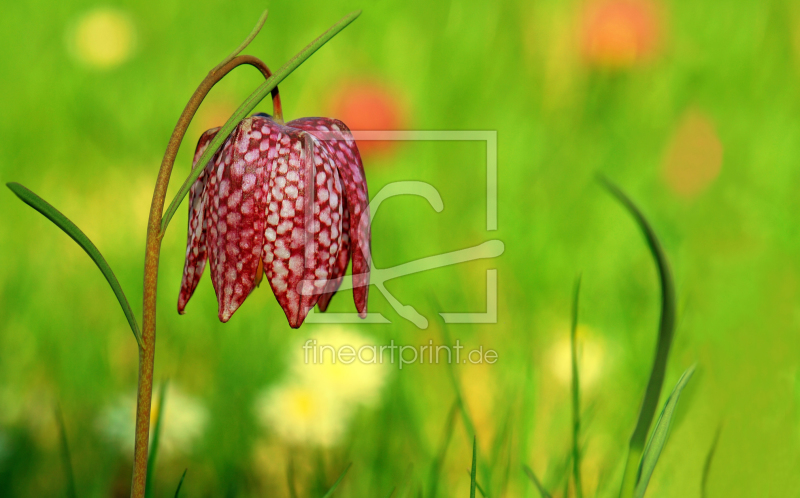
[{"xmin": 2, "ymin": 0, "xmax": 800, "ymax": 496}]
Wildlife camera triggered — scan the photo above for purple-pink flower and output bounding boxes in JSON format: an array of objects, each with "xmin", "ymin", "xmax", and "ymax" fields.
[{"xmin": 177, "ymin": 113, "xmax": 371, "ymax": 328}]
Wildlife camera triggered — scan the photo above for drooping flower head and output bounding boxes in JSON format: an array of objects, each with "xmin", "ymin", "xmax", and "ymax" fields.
[{"xmin": 178, "ymin": 113, "xmax": 370, "ymax": 328}]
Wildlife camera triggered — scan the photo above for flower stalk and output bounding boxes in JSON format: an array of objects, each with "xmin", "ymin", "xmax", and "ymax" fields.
[
  {"xmin": 132, "ymin": 52, "xmax": 277, "ymax": 498},
  {"xmin": 131, "ymin": 10, "xmax": 360, "ymax": 496}
]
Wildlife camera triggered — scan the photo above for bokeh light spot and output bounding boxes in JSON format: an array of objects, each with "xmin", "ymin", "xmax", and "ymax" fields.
[
  {"xmin": 329, "ymin": 80, "xmax": 407, "ymax": 160},
  {"xmin": 581, "ymin": 0, "xmax": 662, "ymax": 68},
  {"xmin": 68, "ymin": 7, "xmax": 136, "ymax": 69},
  {"xmin": 662, "ymin": 108, "xmax": 724, "ymax": 198}
]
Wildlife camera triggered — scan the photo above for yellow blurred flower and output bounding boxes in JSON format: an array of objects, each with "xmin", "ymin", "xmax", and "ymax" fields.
[
  {"xmin": 546, "ymin": 325, "xmax": 608, "ymax": 391},
  {"xmin": 67, "ymin": 7, "xmax": 136, "ymax": 69},
  {"xmin": 97, "ymin": 385, "xmax": 208, "ymax": 457}
]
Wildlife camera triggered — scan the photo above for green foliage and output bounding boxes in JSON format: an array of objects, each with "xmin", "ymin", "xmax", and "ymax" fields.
[
  {"xmin": 634, "ymin": 366, "xmax": 696, "ymax": 498},
  {"xmin": 321, "ymin": 463, "xmax": 352, "ymax": 498},
  {"xmin": 0, "ymin": 0, "xmax": 795, "ymax": 495},
  {"xmin": 174, "ymin": 469, "xmax": 187, "ymax": 498},
  {"xmin": 6, "ymin": 182, "xmax": 142, "ymax": 348},
  {"xmin": 145, "ymin": 380, "xmax": 169, "ymax": 498},
  {"xmin": 601, "ymin": 178, "xmax": 678, "ymax": 498}
]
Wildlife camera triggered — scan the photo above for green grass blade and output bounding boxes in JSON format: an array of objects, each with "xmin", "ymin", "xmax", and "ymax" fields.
[
  {"xmin": 438, "ymin": 321, "xmax": 476, "ymax": 437},
  {"xmin": 384, "ymin": 486, "xmax": 396, "ymax": 498},
  {"xmin": 428, "ymin": 400, "xmax": 458, "ymax": 498},
  {"xmin": 570, "ymin": 275, "xmax": 584, "ymax": 498},
  {"xmin": 287, "ymin": 453, "xmax": 299, "ymax": 498},
  {"xmin": 213, "ymin": 9, "xmax": 269, "ymax": 72},
  {"xmin": 464, "ymin": 471, "xmax": 488, "ymax": 497},
  {"xmin": 145, "ymin": 380, "xmax": 169, "ymax": 498},
  {"xmin": 633, "ymin": 366, "xmax": 696, "ymax": 498},
  {"xmin": 160, "ymin": 10, "xmax": 361, "ymax": 234},
  {"xmin": 174, "ymin": 469, "xmax": 187, "ymax": 498},
  {"xmin": 55, "ymin": 405, "xmax": 77, "ymax": 498},
  {"xmin": 6, "ymin": 182, "xmax": 142, "ymax": 348},
  {"xmin": 599, "ymin": 177, "xmax": 677, "ymax": 498},
  {"xmin": 470, "ymin": 436, "xmax": 478, "ymax": 498},
  {"xmin": 523, "ymin": 465, "xmax": 553, "ymax": 498},
  {"xmin": 321, "ymin": 462, "xmax": 352, "ymax": 498},
  {"xmin": 701, "ymin": 424, "xmax": 722, "ymax": 498}
]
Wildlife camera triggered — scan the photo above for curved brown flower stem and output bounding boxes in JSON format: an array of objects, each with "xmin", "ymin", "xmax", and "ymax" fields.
[{"xmin": 131, "ymin": 54, "xmax": 279, "ymax": 498}]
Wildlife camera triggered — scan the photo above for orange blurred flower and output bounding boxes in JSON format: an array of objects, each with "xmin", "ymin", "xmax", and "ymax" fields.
[
  {"xmin": 662, "ymin": 108, "xmax": 724, "ymax": 198},
  {"xmin": 581, "ymin": 0, "xmax": 662, "ymax": 68},
  {"xmin": 329, "ymin": 81, "xmax": 406, "ymax": 159}
]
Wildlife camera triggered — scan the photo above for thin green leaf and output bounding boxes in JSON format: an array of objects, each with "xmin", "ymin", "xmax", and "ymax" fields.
[
  {"xmin": 213, "ymin": 9, "xmax": 269, "ymax": 72},
  {"xmin": 523, "ymin": 465, "xmax": 553, "ymax": 498},
  {"xmin": 438, "ymin": 321, "xmax": 476, "ymax": 437},
  {"xmin": 465, "ymin": 470, "xmax": 488, "ymax": 497},
  {"xmin": 384, "ymin": 486, "xmax": 397, "ymax": 498},
  {"xmin": 599, "ymin": 177, "xmax": 677, "ymax": 498},
  {"xmin": 174, "ymin": 469, "xmax": 187, "ymax": 498},
  {"xmin": 570, "ymin": 275, "xmax": 584, "ymax": 498},
  {"xmin": 428, "ymin": 400, "xmax": 459, "ymax": 498},
  {"xmin": 287, "ymin": 453, "xmax": 299, "ymax": 498},
  {"xmin": 634, "ymin": 366, "xmax": 696, "ymax": 497},
  {"xmin": 6, "ymin": 182, "xmax": 142, "ymax": 348},
  {"xmin": 161, "ymin": 11, "xmax": 361, "ymax": 234},
  {"xmin": 145, "ymin": 380, "xmax": 169, "ymax": 498},
  {"xmin": 321, "ymin": 462, "xmax": 352, "ymax": 498},
  {"xmin": 470, "ymin": 436, "xmax": 478, "ymax": 498},
  {"xmin": 55, "ymin": 405, "xmax": 77, "ymax": 498},
  {"xmin": 701, "ymin": 424, "xmax": 722, "ymax": 498}
]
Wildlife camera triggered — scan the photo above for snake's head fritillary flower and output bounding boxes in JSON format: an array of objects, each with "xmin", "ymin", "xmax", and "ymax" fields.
[{"xmin": 177, "ymin": 113, "xmax": 370, "ymax": 328}]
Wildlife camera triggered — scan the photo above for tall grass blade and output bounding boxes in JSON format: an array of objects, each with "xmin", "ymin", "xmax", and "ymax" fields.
[
  {"xmin": 145, "ymin": 380, "xmax": 169, "ymax": 498},
  {"xmin": 599, "ymin": 177, "xmax": 677, "ymax": 498},
  {"xmin": 55, "ymin": 405, "xmax": 77, "ymax": 498},
  {"xmin": 465, "ymin": 471, "xmax": 488, "ymax": 497},
  {"xmin": 470, "ymin": 436, "xmax": 478, "ymax": 498},
  {"xmin": 633, "ymin": 366, "xmax": 696, "ymax": 498},
  {"xmin": 213, "ymin": 9, "xmax": 269, "ymax": 72},
  {"xmin": 439, "ymin": 322, "xmax": 477, "ymax": 437},
  {"xmin": 287, "ymin": 453, "xmax": 299, "ymax": 498},
  {"xmin": 523, "ymin": 465, "xmax": 553, "ymax": 498},
  {"xmin": 321, "ymin": 462, "xmax": 352, "ymax": 498},
  {"xmin": 428, "ymin": 400, "xmax": 458, "ymax": 498},
  {"xmin": 174, "ymin": 469, "xmax": 187, "ymax": 498},
  {"xmin": 701, "ymin": 424, "xmax": 722, "ymax": 498},
  {"xmin": 161, "ymin": 11, "xmax": 361, "ymax": 232},
  {"xmin": 570, "ymin": 275, "xmax": 584, "ymax": 498},
  {"xmin": 6, "ymin": 182, "xmax": 142, "ymax": 348}
]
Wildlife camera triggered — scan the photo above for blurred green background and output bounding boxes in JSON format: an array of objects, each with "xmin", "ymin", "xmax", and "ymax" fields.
[{"xmin": 2, "ymin": 0, "xmax": 800, "ymax": 496}]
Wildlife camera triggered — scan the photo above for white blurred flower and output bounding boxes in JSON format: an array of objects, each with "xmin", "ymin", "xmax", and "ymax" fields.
[
  {"xmin": 291, "ymin": 327, "xmax": 389, "ymax": 406},
  {"xmin": 255, "ymin": 382, "xmax": 351, "ymax": 448},
  {"xmin": 67, "ymin": 7, "xmax": 136, "ymax": 69},
  {"xmin": 546, "ymin": 325, "xmax": 608, "ymax": 391},
  {"xmin": 97, "ymin": 385, "xmax": 208, "ymax": 457}
]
